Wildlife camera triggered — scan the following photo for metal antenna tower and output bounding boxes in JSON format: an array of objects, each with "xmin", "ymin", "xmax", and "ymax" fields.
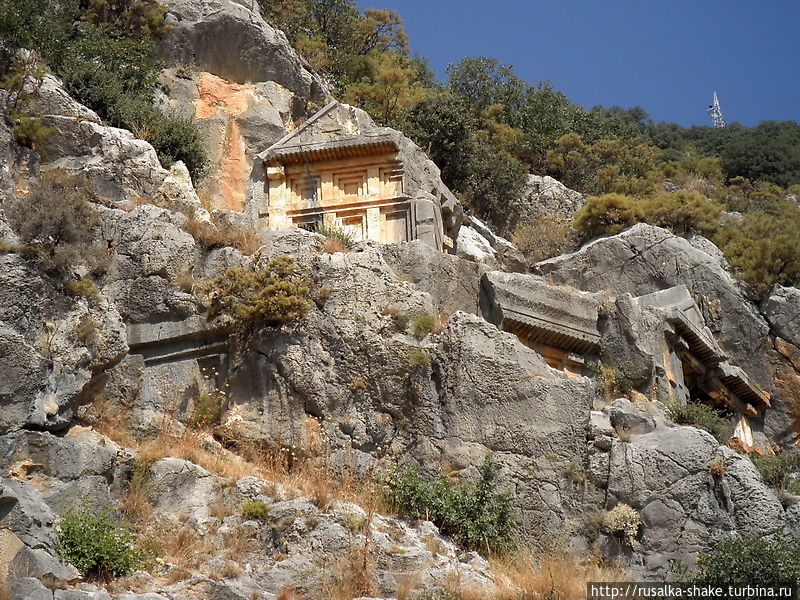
[{"xmin": 707, "ymin": 92, "xmax": 726, "ymax": 128}]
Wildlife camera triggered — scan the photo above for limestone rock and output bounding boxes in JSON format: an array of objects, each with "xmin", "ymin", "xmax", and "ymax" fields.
[
  {"xmin": 157, "ymin": 0, "xmax": 328, "ymax": 101},
  {"xmin": 536, "ymin": 224, "xmax": 772, "ymax": 385},
  {"xmin": 6, "ymin": 577, "xmax": 54, "ymax": 600},
  {"xmin": 762, "ymin": 285, "xmax": 800, "ymax": 347},
  {"xmin": 379, "ymin": 239, "xmax": 488, "ymax": 316},
  {"xmin": 522, "ymin": 174, "xmax": 585, "ymax": 220},
  {"xmin": 457, "ymin": 215, "xmax": 525, "ymax": 272}
]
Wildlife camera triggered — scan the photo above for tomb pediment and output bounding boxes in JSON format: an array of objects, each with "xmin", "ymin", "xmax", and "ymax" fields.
[{"xmin": 260, "ymin": 102, "xmax": 398, "ymax": 164}]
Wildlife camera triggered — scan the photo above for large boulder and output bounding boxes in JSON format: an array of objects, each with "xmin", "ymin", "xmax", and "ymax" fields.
[
  {"xmin": 536, "ymin": 224, "xmax": 772, "ymax": 386},
  {"xmin": 762, "ymin": 286, "xmax": 800, "ymax": 347},
  {"xmin": 157, "ymin": 0, "xmax": 328, "ymax": 101},
  {"xmin": 587, "ymin": 403, "xmax": 788, "ymax": 577}
]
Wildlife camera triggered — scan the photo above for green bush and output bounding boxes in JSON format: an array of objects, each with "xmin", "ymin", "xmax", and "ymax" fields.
[
  {"xmin": 573, "ymin": 193, "xmax": 643, "ymax": 240},
  {"xmin": 714, "ymin": 201, "xmax": 800, "ymax": 296},
  {"xmin": 641, "ymin": 190, "xmax": 723, "ymax": 237},
  {"xmin": 57, "ymin": 501, "xmax": 144, "ymax": 579},
  {"xmin": 188, "ymin": 390, "xmax": 223, "ymax": 427},
  {"xmin": 407, "ymin": 349, "xmax": 431, "ymax": 369},
  {"xmin": 667, "ymin": 402, "xmax": 731, "ymax": 443},
  {"xmin": 751, "ymin": 453, "xmax": 800, "ymax": 493},
  {"xmin": 242, "ymin": 500, "xmax": 271, "ymax": 521},
  {"xmin": 202, "ymin": 256, "xmax": 313, "ymax": 331},
  {"xmin": 385, "ymin": 456, "xmax": 517, "ymax": 555},
  {"xmin": 410, "ymin": 314, "xmax": 437, "ymax": 338},
  {"xmin": 689, "ymin": 535, "xmax": 800, "ymax": 588}
]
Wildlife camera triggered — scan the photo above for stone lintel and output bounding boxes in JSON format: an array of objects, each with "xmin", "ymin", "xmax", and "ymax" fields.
[{"xmin": 482, "ymin": 272, "xmax": 600, "ymax": 355}]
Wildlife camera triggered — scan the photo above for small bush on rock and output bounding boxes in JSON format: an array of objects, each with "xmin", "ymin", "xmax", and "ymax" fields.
[
  {"xmin": 316, "ymin": 224, "xmax": 356, "ymax": 251},
  {"xmin": 573, "ymin": 193, "xmax": 643, "ymax": 240},
  {"xmin": 57, "ymin": 501, "xmax": 144, "ymax": 579},
  {"xmin": 600, "ymin": 503, "xmax": 641, "ymax": 546},
  {"xmin": 641, "ymin": 190, "xmax": 722, "ymax": 237},
  {"xmin": 385, "ymin": 456, "xmax": 517, "ymax": 555},
  {"xmin": 689, "ymin": 535, "xmax": 800, "ymax": 587},
  {"xmin": 667, "ymin": 402, "xmax": 731, "ymax": 443},
  {"xmin": 6, "ymin": 170, "xmax": 109, "ymax": 281},
  {"xmin": 202, "ymin": 256, "xmax": 312, "ymax": 331},
  {"xmin": 751, "ymin": 452, "xmax": 800, "ymax": 493},
  {"xmin": 242, "ymin": 500, "xmax": 270, "ymax": 521},
  {"xmin": 411, "ymin": 314, "xmax": 437, "ymax": 338},
  {"xmin": 407, "ymin": 349, "xmax": 431, "ymax": 369},
  {"xmin": 513, "ymin": 211, "xmax": 579, "ymax": 265}
]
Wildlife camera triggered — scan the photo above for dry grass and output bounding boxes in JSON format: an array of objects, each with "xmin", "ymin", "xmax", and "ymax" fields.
[
  {"xmin": 445, "ymin": 550, "xmax": 626, "ymax": 600},
  {"xmin": 396, "ymin": 574, "xmax": 422, "ymax": 600},
  {"xmin": 121, "ymin": 477, "xmax": 152, "ymax": 523},
  {"xmin": 165, "ymin": 567, "xmax": 192, "ymax": 585},
  {"xmin": 155, "ymin": 524, "xmax": 214, "ymax": 569},
  {"xmin": 277, "ymin": 589, "xmax": 305, "ymax": 600},
  {"xmin": 323, "ymin": 237, "xmax": 349, "ymax": 254},
  {"xmin": 319, "ymin": 544, "xmax": 375, "ymax": 600},
  {"xmin": 220, "ymin": 560, "xmax": 243, "ymax": 579},
  {"xmin": 173, "ymin": 268, "xmax": 197, "ymax": 294},
  {"xmin": 222, "ymin": 531, "xmax": 254, "ymax": 561},
  {"xmin": 182, "ymin": 215, "xmax": 261, "ymax": 256}
]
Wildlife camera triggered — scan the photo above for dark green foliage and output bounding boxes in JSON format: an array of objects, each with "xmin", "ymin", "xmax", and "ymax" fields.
[
  {"xmin": 750, "ymin": 453, "xmax": 800, "ymax": 492},
  {"xmin": 689, "ymin": 535, "xmax": 800, "ymax": 589},
  {"xmin": 713, "ymin": 201, "xmax": 800, "ymax": 296},
  {"xmin": 6, "ymin": 170, "xmax": 108, "ymax": 281},
  {"xmin": 203, "ymin": 256, "xmax": 313, "ymax": 330},
  {"xmin": 385, "ymin": 456, "xmax": 517, "ymax": 555},
  {"xmin": 0, "ymin": 2, "xmax": 207, "ymax": 182},
  {"xmin": 147, "ymin": 113, "xmax": 208, "ymax": 179},
  {"xmin": 57, "ymin": 501, "xmax": 144, "ymax": 578},
  {"xmin": 667, "ymin": 402, "xmax": 731, "ymax": 443},
  {"xmin": 241, "ymin": 500, "xmax": 271, "ymax": 521}
]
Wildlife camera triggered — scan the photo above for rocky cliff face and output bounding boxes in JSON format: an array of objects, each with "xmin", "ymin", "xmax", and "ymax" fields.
[{"xmin": 2, "ymin": 2, "xmax": 800, "ymax": 599}]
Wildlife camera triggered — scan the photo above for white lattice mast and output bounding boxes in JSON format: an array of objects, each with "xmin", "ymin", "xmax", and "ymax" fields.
[{"xmin": 708, "ymin": 92, "xmax": 726, "ymax": 128}]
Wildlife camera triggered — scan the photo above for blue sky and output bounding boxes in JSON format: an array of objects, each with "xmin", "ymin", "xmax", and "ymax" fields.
[{"xmin": 355, "ymin": 0, "xmax": 800, "ymax": 127}]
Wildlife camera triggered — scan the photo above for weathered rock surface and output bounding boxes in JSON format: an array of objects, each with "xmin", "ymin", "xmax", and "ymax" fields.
[
  {"xmin": 762, "ymin": 285, "xmax": 800, "ymax": 346},
  {"xmin": 587, "ymin": 399, "xmax": 788, "ymax": 577},
  {"xmin": 536, "ymin": 224, "xmax": 773, "ymax": 385},
  {"xmin": 157, "ymin": 0, "xmax": 328, "ymax": 101},
  {"xmin": 522, "ymin": 174, "xmax": 585, "ymax": 220}
]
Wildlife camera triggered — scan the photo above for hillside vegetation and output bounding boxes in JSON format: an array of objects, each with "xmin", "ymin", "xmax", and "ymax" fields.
[{"xmin": 262, "ymin": 0, "xmax": 800, "ymax": 296}]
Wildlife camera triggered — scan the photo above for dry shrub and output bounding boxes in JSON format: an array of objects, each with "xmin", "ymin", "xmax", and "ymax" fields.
[
  {"xmin": 95, "ymin": 414, "xmax": 391, "ymax": 528},
  {"xmin": 513, "ymin": 211, "xmax": 578, "ymax": 265},
  {"xmin": 396, "ymin": 572, "xmax": 422, "ymax": 600},
  {"xmin": 223, "ymin": 531, "xmax": 254, "ymax": 561},
  {"xmin": 121, "ymin": 478, "xmax": 152, "ymax": 523},
  {"xmin": 156, "ymin": 524, "xmax": 212, "ymax": 568},
  {"xmin": 323, "ymin": 237, "xmax": 349, "ymax": 253},
  {"xmin": 220, "ymin": 559, "xmax": 243, "ymax": 579},
  {"xmin": 165, "ymin": 567, "xmax": 192, "ymax": 585},
  {"xmin": 277, "ymin": 589, "xmax": 305, "ymax": 600},
  {"xmin": 319, "ymin": 544, "xmax": 375, "ymax": 600},
  {"xmin": 182, "ymin": 215, "xmax": 261, "ymax": 256}
]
